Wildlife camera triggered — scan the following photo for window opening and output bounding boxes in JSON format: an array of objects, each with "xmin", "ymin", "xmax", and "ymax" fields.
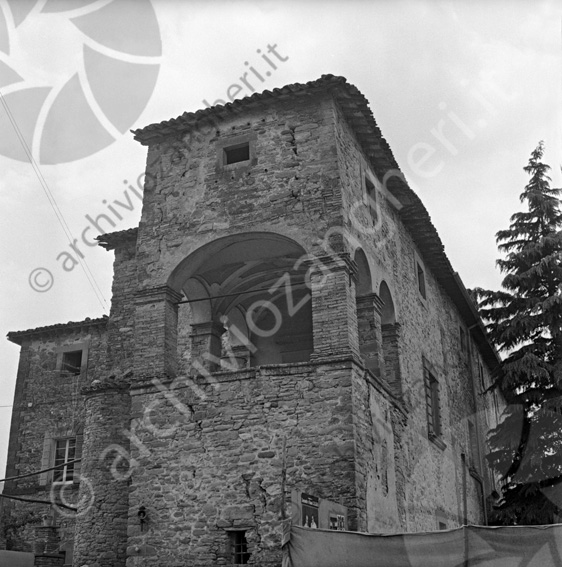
[
  {"xmin": 424, "ymin": 365, "xmax": 442, "ymax": 438},
  {"xmin": 468, "ymin": 419, "xmax": 480, "ymax": 472},
  {"xmin": 493, "ymin": 391, "xmax": 500, "ymax": 422},
  {"xmin": 224, "ymin": 143, "xmax": 250, "ymax": 165},
  {"xmin": 229, "ymin": 530, "xmax": 250, "ymax": 565},
  {"xmin": 53, "ymin": 438, "xmax": 76, "ymax": 483},
  {"xmin": 417, "ymin": 263, "xmax": 426, "ymax": 299},
  {"xmin": 460, "ymin": 327, "xmax": 467, "ymax": 356},
  {"xmin": 365, "ymin": 176, "xmax": 377, "ymax": 221},
  {"xmin": 479, "ymin": 363, "xmax": 485, "ymax": 391},
  {"xmin": 61, "ymin": 350, "xmax": 82, "ymax": 375}
]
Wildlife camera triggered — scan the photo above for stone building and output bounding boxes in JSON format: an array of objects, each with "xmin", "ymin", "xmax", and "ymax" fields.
[{"xmin": 2, "ymin": 75, "xmax": 503, "ymax": 567}]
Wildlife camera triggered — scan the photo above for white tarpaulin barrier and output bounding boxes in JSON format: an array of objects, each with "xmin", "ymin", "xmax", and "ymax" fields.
[
  {"xmin": 283, "ymin": 523, "xmax": 562, "ymax": 567},
  {"xmin": 0, "ymin": 550, "xmax": 34, "ymax": 567}
]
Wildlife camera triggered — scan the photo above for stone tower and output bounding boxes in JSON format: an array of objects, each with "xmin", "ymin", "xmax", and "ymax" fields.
[{"xmin": 5, "ymin": 76, "xmax": 500, "ymax": 567}]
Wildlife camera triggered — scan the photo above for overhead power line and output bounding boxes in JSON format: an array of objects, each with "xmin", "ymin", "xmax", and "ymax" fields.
[
  {"xmin": 0, "ymin": 89, "xmax": 108, "ymax": 310},
  {"xmin": 0, "ymin": 492, "xmax": 76, "ymax": 512},
  {"xmin": 0, "ymin": 459, "xmax": 81, "ymax": 484}
]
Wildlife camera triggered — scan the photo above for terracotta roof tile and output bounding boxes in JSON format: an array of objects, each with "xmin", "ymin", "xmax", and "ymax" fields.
[
  {"xmin": 96, "ymin": 227, "xmax": 138, "ymax": 250},
  {"xmin": 7, "ymin": 316, "xmax": 108, "ymax": 345}
]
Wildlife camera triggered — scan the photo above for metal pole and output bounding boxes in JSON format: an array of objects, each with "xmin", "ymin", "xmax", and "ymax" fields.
[{"xmin": 461, "ymin": 453, "xmax": 469, "ymax": 567}]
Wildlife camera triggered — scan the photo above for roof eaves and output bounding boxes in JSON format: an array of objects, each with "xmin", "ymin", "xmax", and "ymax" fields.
[
  {"xmin": 132, "ymin": 74, "xmax": 349, "ymax": 146},
  {"xmin": 7, "ymin": 316, "xmax": 108, "ymax": 345},
  {"xmin": 96, "ymin": 227, "xmax": 138, "ymax": 250}
]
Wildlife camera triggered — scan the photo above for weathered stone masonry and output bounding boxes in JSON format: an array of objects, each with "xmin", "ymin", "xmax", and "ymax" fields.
[{"xmin": 3, "ymin": 75, "xmax": 503, "ymax": 567}]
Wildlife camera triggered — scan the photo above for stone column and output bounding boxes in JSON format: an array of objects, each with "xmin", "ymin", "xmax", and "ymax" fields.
[
  {"xmin": 382, "ymin": 323, "xmax": 403, "ymax": 397},
  {"xmin": 309, "ymin": 254, "xmax": 360, "ymax": 361},
  {"xmin": 134, "ymin": 286, "xmax": 183, "ymax": 379},
  {"xmin": 190, "ymin": 321, "xmax": 225, "ymax": 372},
  {"xmin": 72, "ymin": 381, "xmax": 131, "ymax": 567},
  {"xmin": 224, "ymin": 344, "xmax": 250, "ymax": 369},
  {"xmin": 33, "ymin": 525, "xmax": 64, "ymax": 567},
  {"xmin": 356, "ymin": 293, "xmax": 384, "ymax": 378}
]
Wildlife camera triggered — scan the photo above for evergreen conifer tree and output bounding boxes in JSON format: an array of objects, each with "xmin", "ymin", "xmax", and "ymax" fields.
[{"xmin": 474, "ymin": 141, "xmax": 562, "ymax": 525}]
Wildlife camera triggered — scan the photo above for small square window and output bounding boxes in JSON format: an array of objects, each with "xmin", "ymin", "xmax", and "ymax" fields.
[
  {"xmin": 61, "ymin": 350, "xmax": 82, "ymax": 375},
  {"xmin": 224, "ymin": 143, "xmax": 250, "ymax": 165},
  {"xmin": 53, "ymin": 438, "xmax": 76, "ymax": 483},
  {"xmin": 438, "ymin": 521, "xmax": 447, "ymax": 530},
  {"xmin": 417, "ymin": 262, "xmax": 426, "ymax": 299},
  {"xmin": 229, "ymin": 530, "xmax": 250, "ymax": 565}
]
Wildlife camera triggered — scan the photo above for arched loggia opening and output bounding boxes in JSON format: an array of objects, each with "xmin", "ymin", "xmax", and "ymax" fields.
[
  {"xmin": 354, "ymin": 249, "xmax": 383, "ymax": 377},
  {"xmin": 380, "ymin": 281, "xmax": 402, "ymax": 397},
  {"xmin": 169, "ymin": 232, "xmax": 313, "ymax": 372}
]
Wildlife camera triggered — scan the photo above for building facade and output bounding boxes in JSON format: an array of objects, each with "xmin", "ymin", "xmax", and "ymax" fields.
[{"xmin": 2, "ymin": 75, "xmax": 503, "ymax": 567}]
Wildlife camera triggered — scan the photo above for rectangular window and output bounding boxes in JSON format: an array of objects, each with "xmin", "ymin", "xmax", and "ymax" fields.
[
  {"xmin": 479, "ymin": 363, "xmax": 485, "ymax": 391},
  {"xmin": 424, "ymin": 364, "xmax": 442, "ymax": 439},
  {"xmin": 229, "ymin": 530, "xmax": 250, "ymax": 565},
  {"xmin": 417, "ymin": 262, "xmax": 426, "ymax": 299},
  {"xmin": 53, "ymin": 438, "xmax": 76, "ymax": 483},
  {"xmin": 468, "ymin": 419, "xmax": 480, "ymax": 472},
  {"xmin": 459, "ymin": 327, "xmax": 467, "ymax": 355},
  {"xmin": 224, "ymin": 142, "xmax": 250, "ymax": 165},
  {"xmin": 61, "ymin": 350, "xmax": 82, "ymax": 375}
]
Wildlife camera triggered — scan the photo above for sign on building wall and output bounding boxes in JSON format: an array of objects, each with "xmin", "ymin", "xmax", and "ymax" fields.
[
  {"xmin": 292, "ymin": 489, "xmax": 348, "ymax": 531},
  {"xmin": 301, "ymin": 493, "xmax": 319, "ymax": 528},
  {"xmin": 329, "ymin": 514, "xmax": 346, "ymax": 531}
]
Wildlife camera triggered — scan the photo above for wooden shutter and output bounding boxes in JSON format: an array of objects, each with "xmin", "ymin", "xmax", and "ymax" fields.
[
  {"xmin": 39, "ymin": 434, "xmax": 53, "ymax": 486},
  {"xmin": 73, "ymin": 434, "xmax": 83, "ymax": 484}
]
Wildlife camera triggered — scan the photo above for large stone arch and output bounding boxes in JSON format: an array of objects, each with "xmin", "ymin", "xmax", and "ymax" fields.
[
  {"xmin": 354, "ymin": 248, "xmax": 373, "ymax": 296},
  {"xmin": 353, "ymin": 247, "xmax": 381, "ymax": 375},
  {"xmin": 379, "ymin": 280, "xmax": 395, "ymax": 325},
  {"xmin": 379, "ymin": 280, "xmax": 402, "ymax": 397},
  {"xmin": 168, "ymin": 232, "xmax": 313, "ymax": 371}
]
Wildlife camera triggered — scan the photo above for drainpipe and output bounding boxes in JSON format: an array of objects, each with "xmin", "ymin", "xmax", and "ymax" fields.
[
  {"xmin": 461, "ymin": 453, "xmax": 469, "ymax": 567},
  {"xmin": 466, "ymin": 331, "xmax": 488, "ymax": 526}
]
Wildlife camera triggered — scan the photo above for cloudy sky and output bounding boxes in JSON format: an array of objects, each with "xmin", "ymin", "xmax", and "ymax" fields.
[{"xmin": 0, "ymin": 0, "xmax": 560, "ymax": 481}]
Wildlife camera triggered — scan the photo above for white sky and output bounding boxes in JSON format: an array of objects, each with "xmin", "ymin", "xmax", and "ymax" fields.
[{"xmin": 0, "ymin": 0, "xmax": 561, "ymax": 483}]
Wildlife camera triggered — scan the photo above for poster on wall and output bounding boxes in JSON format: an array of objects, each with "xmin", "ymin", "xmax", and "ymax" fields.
[
  {"xmin": 301, "ymin": 493, "xmax": 319, "ymax": 528},
  {"xmin": 329, "ymin": 514, "xmax": 346, "ymax": 531}
]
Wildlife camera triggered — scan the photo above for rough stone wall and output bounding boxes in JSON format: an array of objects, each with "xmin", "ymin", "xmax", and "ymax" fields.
[
  {"xmin": 126, "ymin": 361, "xmax": 356, "ymax": 567},
  {"xmin": 73, "ymin": 385, "xmax": 131, "ymax": 567},
  {"xmin": 5, "ymin": 325, "xmax": 106, "ymax": 489},
  {"xmin": 106, "ymin": 239, "xmax": 137, "ymax": 375},
  {"xmin": 333, "ymin": 100, "xmax": 491, "ymax": 530},
  {"xmin": 72, "ymin": 241, "xmax": 138, "ymax": 567},
  {"xmin": 351, "ymin": 366, "xmax": 402, "ymax": 533},
  {"xmin": 2, "ymin": 323, "xmax": 107, "ymax": 554},
  {"xmin": 135, "ymin": 96, "xmax": 341, "ymax": 293}
]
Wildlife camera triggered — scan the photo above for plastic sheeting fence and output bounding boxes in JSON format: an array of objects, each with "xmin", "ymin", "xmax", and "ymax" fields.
[
  {"xmin": 0, "ymin": 550, "xmax": 34, "ymax": 566},
  {"xmin": 283, "ymin": 523, "xmax": 562, "ymax": 567}
]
